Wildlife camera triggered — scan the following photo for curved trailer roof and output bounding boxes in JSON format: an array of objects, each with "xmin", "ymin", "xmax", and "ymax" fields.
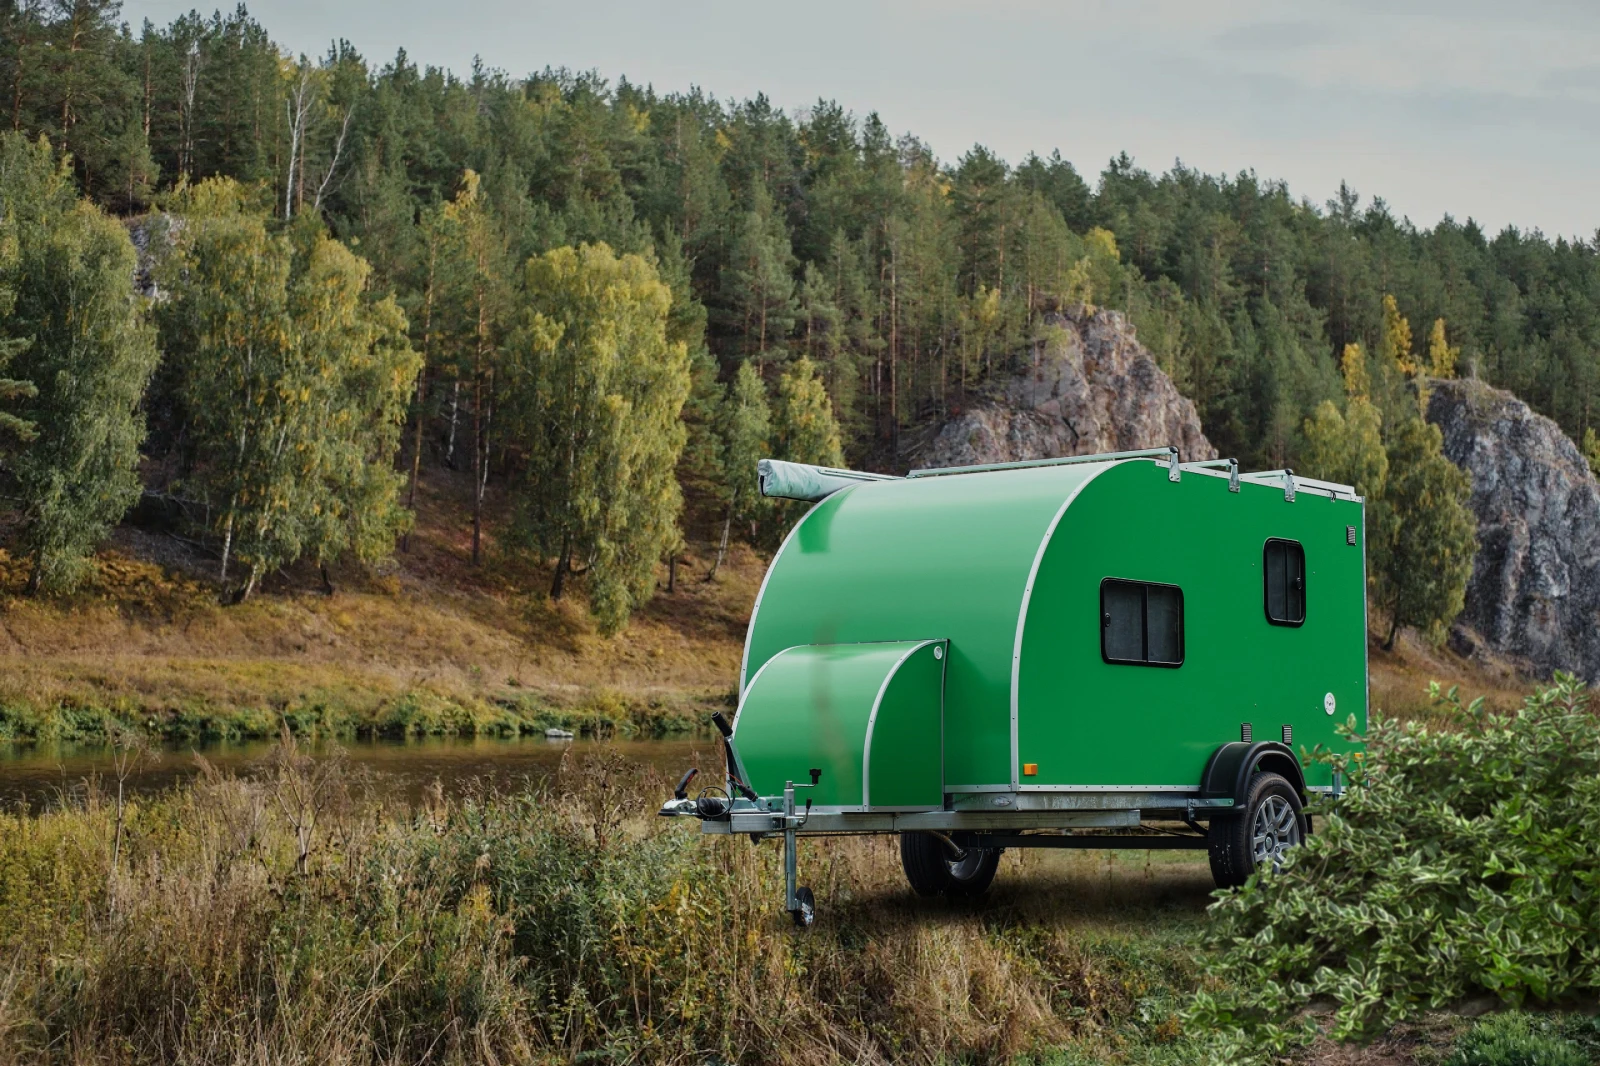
[{"xmin": 742, "ymin": 458, "xmax": 1123, "ymax": 789}]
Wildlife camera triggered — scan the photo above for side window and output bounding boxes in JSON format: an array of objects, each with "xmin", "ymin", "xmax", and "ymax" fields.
[
  {"xmin": 1100, "ymin": 579, "xmax": 1184, "ymax": 667},
  {"xmin": 1264, "ymin": 539, "xmax": 1306, "ymax": 626}
]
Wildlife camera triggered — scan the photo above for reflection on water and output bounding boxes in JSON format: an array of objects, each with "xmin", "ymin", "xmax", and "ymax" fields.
[{"xmin": 0, "ymin": 734, "xmax": 712, "ymax": 808}]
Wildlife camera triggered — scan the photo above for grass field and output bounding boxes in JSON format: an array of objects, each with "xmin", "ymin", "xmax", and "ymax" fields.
[{"xmin": 5, "ymin": 744, "xmax": 1584, "ymax": 1065}]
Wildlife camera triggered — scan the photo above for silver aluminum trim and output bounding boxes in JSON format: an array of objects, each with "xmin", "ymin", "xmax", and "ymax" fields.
[
  {"xmin": 1009, "ymin": 462, "xmax": 1116, "ymax": 788},
  {"xmin": 862, "ymin": 639, "xmax": 943, "ymax": 809}
]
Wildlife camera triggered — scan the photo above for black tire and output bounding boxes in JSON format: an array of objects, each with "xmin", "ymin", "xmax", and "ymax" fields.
[
  {"xmin": 1208, "ymin": 771, "xmax": 1306, "ymax": 890},
  {"xmin": 899, "ymin": 832, "xmax": 1001, "ymax": 899},
  {"xmin": 791, "ymin": 886, "xmax": 815, "ymax": 928}
]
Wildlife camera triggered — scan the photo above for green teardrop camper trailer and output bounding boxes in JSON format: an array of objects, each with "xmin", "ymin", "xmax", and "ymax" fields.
[{"xmin": 660, "ymin": 448, "xmax": 1368, "ymax": 925}]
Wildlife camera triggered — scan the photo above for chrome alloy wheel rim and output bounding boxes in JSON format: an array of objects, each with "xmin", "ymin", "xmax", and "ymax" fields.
[{"xmin": 1251, "ymin": 796, "xmax": 1301, "ymax": 872}]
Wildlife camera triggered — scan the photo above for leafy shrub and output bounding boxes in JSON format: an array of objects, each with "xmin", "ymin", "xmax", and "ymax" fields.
[
  {"xmin": 1446, "ymin": 1012, "xmax": 1587, "ymax": 1066},
  {"xmin": 1187, "ymin": 673, "xmax": 1600, "ymax": 1054}
]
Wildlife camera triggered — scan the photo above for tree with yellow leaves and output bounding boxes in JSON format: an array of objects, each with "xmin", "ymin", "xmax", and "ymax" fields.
[
  {"xmin": 502, "ymin": 242, "xmax": 690, "ymax": 635},
  {"xmin": 1427, "ymin": 318, "xmax": 1460, "ymax": 379}
]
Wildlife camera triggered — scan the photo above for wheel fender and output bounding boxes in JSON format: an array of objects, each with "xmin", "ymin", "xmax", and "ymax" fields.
[{"xmin": 1200, "ymin": 741, "xmax": 1305, "ymax": 804}]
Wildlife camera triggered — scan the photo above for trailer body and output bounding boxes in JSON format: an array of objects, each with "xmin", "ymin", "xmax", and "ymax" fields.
[
  {"xmin": 736, "ymin": 455, "xmax": 1365, "ymax": 810},
  {"xmin": 660, "ymin": 449, "xmax": 1368, "ymax": 921}
]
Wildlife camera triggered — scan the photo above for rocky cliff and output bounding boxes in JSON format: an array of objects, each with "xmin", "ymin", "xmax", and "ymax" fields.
[
  {"xmin": 915, "ymin": 308, "xmax": 1215, "ymax": 469},
  {"xmin": 1427, "ymin": 378, "xmax": 1600, "ymax": 682}
]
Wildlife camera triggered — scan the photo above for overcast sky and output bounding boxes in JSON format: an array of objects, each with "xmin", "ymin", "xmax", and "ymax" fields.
[{"xmin": 122, "ymin": 0, "xmax": 1600, "ymax": 240}]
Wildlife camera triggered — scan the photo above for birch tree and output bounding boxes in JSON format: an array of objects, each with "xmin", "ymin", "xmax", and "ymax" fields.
[
  {"xmin": 503, "ymin": 242, "xmax": 690, "ymax": 634},
  {"xmin": 157, "ymin": 178, "xmax": 419, "ymax": 599}
]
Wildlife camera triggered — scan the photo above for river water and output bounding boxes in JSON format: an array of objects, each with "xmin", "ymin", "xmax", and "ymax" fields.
[{"xmin": 0, "ymin": 734, "xmax": 710, "ymax": 809}]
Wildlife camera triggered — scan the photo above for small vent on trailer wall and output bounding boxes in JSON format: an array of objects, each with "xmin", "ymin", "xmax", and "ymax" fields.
[
  {"xmin": 1282, "ymin": 724, "xmax": 1292, "ymax": 745},
  {"xmin": 1346, "ymin": 525, "xmax": 1357, "ymax": 545},
  {"xmin": 1241, "ymin": 722, "xmax": 1252, "ymax": 743}
]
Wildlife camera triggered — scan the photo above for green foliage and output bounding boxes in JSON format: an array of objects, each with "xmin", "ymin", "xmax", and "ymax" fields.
[
  {"xmin": 1187, "ymin": 674, "xmax": 1600, "ymax": 1055},
  {"xmin": 1446, "ymin": 1013, "xmax": 1588, "ymax": 1066},
  {"xmin": 772, "ymin": 355, "xmax": 844, "ymax": 468},
  {"xmin": 716, "ymin": 360, "xmax": 773, "ymax": 528},
  {"xmin": 0, "ymin": 133, "xmax": 158, "ymax": 592},
  {"xmin": 503, "ymin": 242, "xmax": 690, "ymax": 633},
  {"xmin": 156, "ymin": 179, "xmax": 419, "ymax": 598},
  {"xmin": 1582, "ymin": 428, "xmax": 1600, "ymax": 479},
  {"xmin": 1303, "ymin": 304, "xmax": 1476, "ymax": 648},
  {"xmin": 1376, "ymin": 412, "xmax": 1477, "ymax": 646}
]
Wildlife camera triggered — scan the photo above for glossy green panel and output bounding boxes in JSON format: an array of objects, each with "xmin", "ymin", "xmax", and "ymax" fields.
[
  {"xmin": 734, "ymin": 641, "xmax": 938, "ymax": 808},
  {"xmin": 1017, "ymin": 461, "xmax": 1368, "ymax": 789},
  {"xmin": 865, "ymin": 642, "xmax": 945, "ymax": 809},
  {"xmin": 743, "ymin": 465, "xmax": 1102, "ymax": 787}
]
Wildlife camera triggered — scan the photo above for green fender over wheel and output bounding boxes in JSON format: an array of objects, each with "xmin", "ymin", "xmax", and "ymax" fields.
[{"xmin": 733, "ymin": 640, "xmax": 946, "ymax": 811}]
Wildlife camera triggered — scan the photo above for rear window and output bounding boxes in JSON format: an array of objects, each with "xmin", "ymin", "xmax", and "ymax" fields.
[
  {"xmin": 1264, "ymin": 539, "xmax": 1306, "ymax": 626},
  {"xmin": 1100, "ymin": 579, "xmax": 1184, "ymax": 667}
]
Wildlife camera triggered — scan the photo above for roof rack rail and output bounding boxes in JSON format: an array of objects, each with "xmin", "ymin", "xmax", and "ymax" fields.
[
  {"xmin": 1180, "ymin": 457, "xmax": 1240, "ymax": 492},
  {"xmin": 1238, "ymin": 469, "xmax": 1359, "ymax": 503},
  {"xmin": 907, "ymin": 446, "xmax": 1179, "ymax": 480}
]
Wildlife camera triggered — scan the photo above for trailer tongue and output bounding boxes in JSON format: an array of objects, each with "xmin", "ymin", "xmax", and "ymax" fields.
[{"xmin": 660, "ymin": 448, "xmax": 1367, "ymax": 926}]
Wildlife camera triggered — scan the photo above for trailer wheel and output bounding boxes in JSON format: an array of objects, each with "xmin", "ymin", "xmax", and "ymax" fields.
[
  {"xmin": 1208, "ymin": 771, "xmax": 1306, "ymax": 889},
  {"xmin": 899, "ymin": 832, "xmax": 1001, "ymax": 899}
]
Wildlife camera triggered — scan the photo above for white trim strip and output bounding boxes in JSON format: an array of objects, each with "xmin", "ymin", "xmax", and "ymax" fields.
[
  {"xmin": 738, "ymin": 485, "xmax": 863, "ymax": 695},
  {"xmin": 1009, "ymin": 463, "xmax": 1116, "ymax": 788},
  {"xmin": 862, "ymin": 639, "xmax": 943, "ymax": 809},
  {"xmin": 729, "ymin": 649, "xmax": 790, "ymax": 740}
]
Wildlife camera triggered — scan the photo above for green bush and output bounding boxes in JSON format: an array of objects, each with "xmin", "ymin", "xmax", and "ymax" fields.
[
  {"xmin": 1446, "ymin": 1012, "xmax": 1587, "ymax": 1066},
  {"xmin": 1186, "ymin": 673, "xmax": 1600, "ymax": 1055}
]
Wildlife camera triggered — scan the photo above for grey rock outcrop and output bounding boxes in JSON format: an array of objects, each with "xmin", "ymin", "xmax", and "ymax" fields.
[
  {"xmin": 916, "ymin": 308, "xmax": 1215, "ymax": 469},
  {"xmin": 1427, "ymin": 378, "xmax": 1600, "ymax": 682}
]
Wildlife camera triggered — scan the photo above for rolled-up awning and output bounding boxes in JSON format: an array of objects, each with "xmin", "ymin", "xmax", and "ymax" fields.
[{"xmin": 757, "ymin": 459, "xmax": 898, "ymax": 503}]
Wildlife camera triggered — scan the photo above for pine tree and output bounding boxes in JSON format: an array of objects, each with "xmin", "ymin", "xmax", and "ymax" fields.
[
  {"xmin": 772, "ymin": 355, "xmax": 844, "ymax": 467},
  {"xmin": 0, "ymin": 168, "xmax": 39, "ymax": 448},
  {"xmin": 1583, "ymin": 428, "xmax": 1600, "ymax": 480},
  {"xmin": 706, "ymin": 361, "xmax": 770, "ymax": 580},
  {"xmin": 721, "ymin": 180, "xmax": 797, "ymax": 364},
  {"xmin": 503, "ymin": 242, "xmax": 690, "ymax": 634},
  {"xmin": 423, "ymin": 170, "xmax": 510, "ymax": 565},
  {"xmin": 1376, "ymin": 415, "xmax": 1476, "ymax": 648},
  {"xmin": 0, "ymin": 133, "xmax": 158, "ymax": 592}
]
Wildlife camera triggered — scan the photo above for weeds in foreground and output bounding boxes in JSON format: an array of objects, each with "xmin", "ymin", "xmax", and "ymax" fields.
[{"xmin": 0, "ymin": 747, "xmax": 1211, "ymax": 1065}]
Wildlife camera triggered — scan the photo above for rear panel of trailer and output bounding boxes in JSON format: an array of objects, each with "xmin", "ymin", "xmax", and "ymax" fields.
[{"xmin": 1015, "ymin": 460, "xmax": 1367, "ymax": 792}]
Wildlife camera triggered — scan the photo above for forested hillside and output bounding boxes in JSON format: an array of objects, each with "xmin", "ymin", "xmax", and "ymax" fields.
[{"xmin": 2, "ymin": 0, "xmax": 1598, "ymax": 635}]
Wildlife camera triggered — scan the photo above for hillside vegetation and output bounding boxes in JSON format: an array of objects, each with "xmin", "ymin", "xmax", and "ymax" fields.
[
  {"xmin": 0, "ymin": 470, "xmax": 757, "ymax": 745},
  {"xmin": 0, "ymin": 1, "xmax": 1596, "ymax": 652}
]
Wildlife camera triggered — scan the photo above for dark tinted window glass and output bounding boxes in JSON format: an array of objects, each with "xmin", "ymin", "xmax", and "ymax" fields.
[
  {"xmin": 1264, "ymin": 539, "xmax": 1306, "ymax": 625},
  {"xmin": 1103, "ymin": 581, "xmax": 1144, "ymax": 662},
  {"xmin": 1146, "ymin": 585, "xmax": 1183, "ymax": 663},
  {"xmin": 1100, "ymin": 579, "xmax": 1183, "ymax": 666}
]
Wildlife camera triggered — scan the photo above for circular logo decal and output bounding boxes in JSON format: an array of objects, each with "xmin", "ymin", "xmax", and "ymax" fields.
[
  {"xmin": 1324, "ymin": 692, "xmax": 1337, "ymax": 716},
  {"xmin": 933, "ymin": 645, "xmax": 944, "ymax": 660}
]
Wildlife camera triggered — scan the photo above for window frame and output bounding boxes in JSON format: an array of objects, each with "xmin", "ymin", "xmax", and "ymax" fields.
[
  {"xmin": 1262, "ymin": 537, "xmax": 1307, "ymax": 628},
  {"xmin": 1099, "ymin": 577, "xmax": 1185, "ymax": 668}
]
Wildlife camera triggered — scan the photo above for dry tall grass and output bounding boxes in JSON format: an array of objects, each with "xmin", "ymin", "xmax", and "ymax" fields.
[{"xmin": 0, "ymin": 745, "xmax": 1213, "ymax": 1065}]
